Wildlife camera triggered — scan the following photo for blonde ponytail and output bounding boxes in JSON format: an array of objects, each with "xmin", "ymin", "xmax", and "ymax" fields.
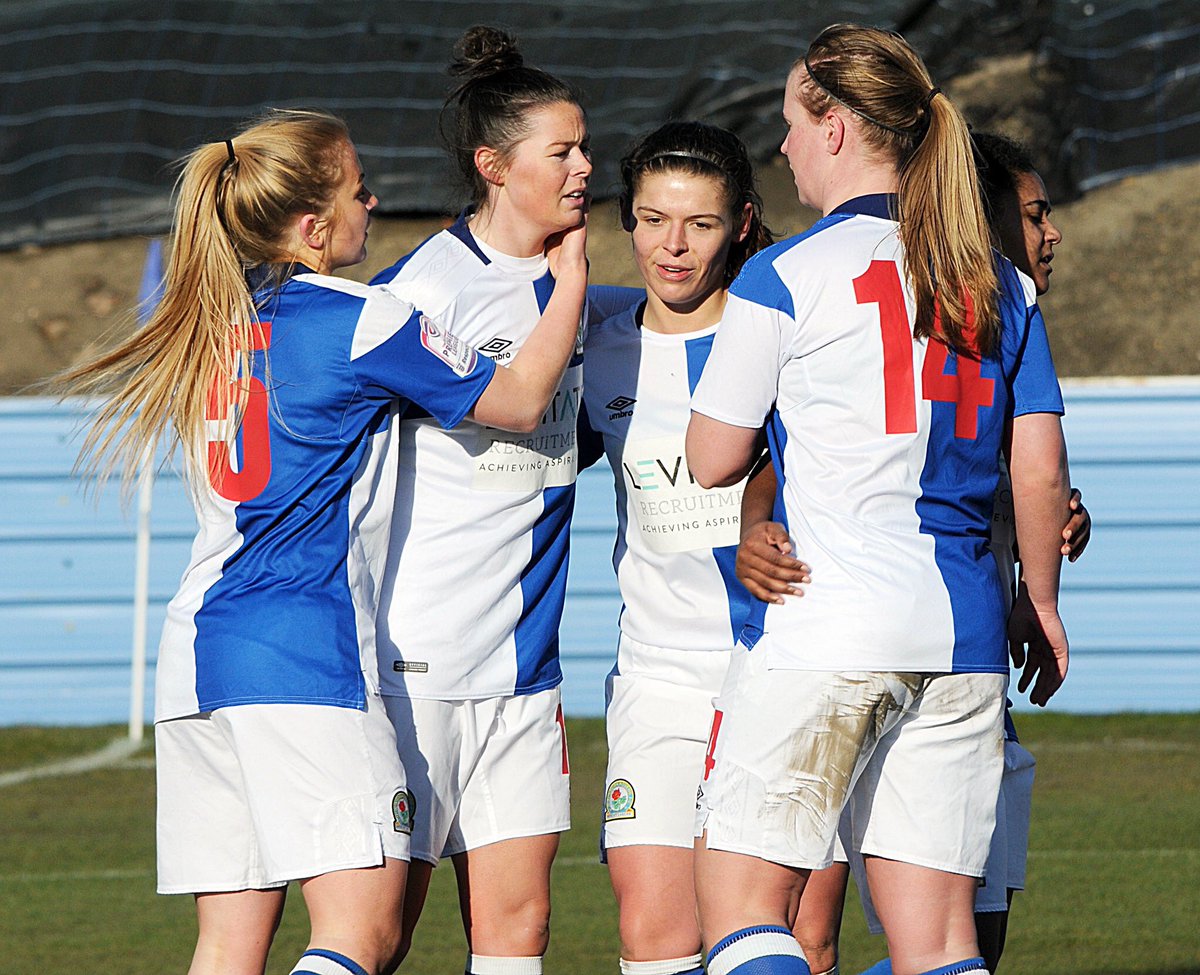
[
  {"xmin": 799, "ymin": 25, "xmax": 999, "ymax": 356},
  {"xmin": 60, "ymin": 110, "xmax": 351, "ymax": 493}
]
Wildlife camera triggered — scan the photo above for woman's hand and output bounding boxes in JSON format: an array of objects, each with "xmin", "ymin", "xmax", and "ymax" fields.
[
  {"xmin": 545, "ymin": 199, "xmax": 589, "ymax": 281},
  {"xmin": 1008, "ymin": 582, "xmax": 1069, "ymax": 706},
  {"xmin": 736, "ymin": 520, "xmax": 811, "ymax": 604},
  {"xmin": 1061, "ymin": 487, "xmax": 1091, "ymax": 561}
]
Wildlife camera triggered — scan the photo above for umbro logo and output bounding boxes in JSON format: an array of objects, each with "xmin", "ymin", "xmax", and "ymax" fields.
[
  {"xmin": 606, "ymin": 395, "xmax": 636, "ymax": 420},
  {"xmin": 479, "ymin": 337, "xmax": 513, "ymax": 355}
]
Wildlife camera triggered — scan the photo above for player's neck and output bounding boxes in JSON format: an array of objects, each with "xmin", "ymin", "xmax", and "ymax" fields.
[
  {"xmin": 818, "ymin": 163, "xmax": 898, "ymax": 217},
  {"xmin": 641, "ymin": 286, "xmax": 727, "ymax": 335},
  {"xmin": 468, "ymin": 201, "xmax": 553, "ymax": 259}
]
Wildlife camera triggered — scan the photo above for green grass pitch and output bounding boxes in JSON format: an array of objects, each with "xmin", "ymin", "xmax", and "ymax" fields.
[{"xmin": 1, "ymin": 713, "xmax": 1197, "ymax": 973}]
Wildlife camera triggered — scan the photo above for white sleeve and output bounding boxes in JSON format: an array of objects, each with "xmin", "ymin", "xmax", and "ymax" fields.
[{"xmin": 690, "ymin": 291, "xmax": 791, "ymax": 428}]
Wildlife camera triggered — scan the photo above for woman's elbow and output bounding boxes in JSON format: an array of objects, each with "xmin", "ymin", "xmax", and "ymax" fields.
[
  {"xmin": 481, "ymin": 407, "xmax": 540, "ymax": 434},
  {"xmin": 508, "ymin": 411, "xmax": 541, "ymax": 434},
  {"xmin": 688, "ymin": 454, "xmax": 732, "ymax": 489}
]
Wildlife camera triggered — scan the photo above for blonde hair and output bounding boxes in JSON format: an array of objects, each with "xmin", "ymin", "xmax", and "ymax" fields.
[
  {"xmin": 61, "ymin": 109, "xmax": 351, "ymax": 492},
  {"xmin": 797, "ymin": 24, "xmax": 999, "ymax": 356}
]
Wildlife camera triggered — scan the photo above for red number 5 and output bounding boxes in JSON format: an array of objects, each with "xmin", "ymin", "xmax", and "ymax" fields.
[
  {"xmin": 206, "ymin": 323, "xmax": 272, "ymax": 501},
  {"xmin": 854, "ymin": 261, "xmax": 994, "ymax": 439}
]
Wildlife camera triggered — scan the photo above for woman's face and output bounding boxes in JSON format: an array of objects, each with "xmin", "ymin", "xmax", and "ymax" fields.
[
  {"xmin": 630, "ymin": 169, "xmax": 749, "ymax": 315},
  {"xmin": 997, "ymin": 170, "xmax": 1062, "ymax": 296},
  {"xmin": 780, "ymin": 71, "xmax": 827, "ymax": 211},
  {"xmin": 325, "ymin": 141, "xmax": 377, "ymax": 271},
  {"xmin": 491, "ymin": 101, "xmax": 592, "ymax": 239}
]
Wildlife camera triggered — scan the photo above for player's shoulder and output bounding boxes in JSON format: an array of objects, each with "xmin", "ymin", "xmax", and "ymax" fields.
[
  {"xmin": 731, "ymin": 212, "xmax": 867, "ymax": 300},
  {"xmin": 289, "ymin": 271, "xmax": 371, "ymax": 301},
  {"xmin": 994, "ymin": 250, "xmax": 1039, "ymax": 308},
  {"xmin": 272, "ymin": 273, "xmax": 374, "ymax": 335},
  {"xmin": 992, "ymin": 252, "xmax": 1039, "ymax": 346},
  {"xmin": 586, "ymin": 284, "xmax": 642, "ymax": 328},
  {"xmin": 369, "ymin": 227, "xmax": 486, "ymax": 313},
  {"xmin": 585, "ymin": 296, "xmax": 641, "ymax": 350}
]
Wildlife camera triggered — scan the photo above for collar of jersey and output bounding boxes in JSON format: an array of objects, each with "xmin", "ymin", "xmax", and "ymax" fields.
[
  {"xmin": 635, "ymin": 299, "xmax": 721, "ymax": 344},
  {"xmin": 246, "ymin": 261, "xmax": 319, "ymax": 296},
  {"xmin": 829, "ymin": 193, "xmax": 898, "ymax": 220},
  {"xmin": 448, "ymin": 206, "xmax": 549, "ymax": 278}
]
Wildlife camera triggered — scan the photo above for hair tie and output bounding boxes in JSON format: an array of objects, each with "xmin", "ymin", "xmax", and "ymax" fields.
[
  {"xmin": 803, "ymin": 56, "xmax": 912, "ymax": 138},
  {"xmin": 225, "ymin": 139, "xmax": 236, "ymax": 161},
  {"xmin": 924, "ymin": 87, "xmax": 942, "ymax": 108}
]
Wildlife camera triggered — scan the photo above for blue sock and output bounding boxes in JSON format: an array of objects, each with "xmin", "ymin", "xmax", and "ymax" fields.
[
  {"xmin": 917, "ymin": 960, "xmax": 988, "ymax": 975},
  {"xmin": 857, "ymin": 961, "xmax": 892, "ymax": 975},
  {"xmin": 290, "ymin": 948, "xmax": 369, "ymax": 975},
  {"xmin": 706, "ymin": 925, "xmax": 811, "ymax": 975}
]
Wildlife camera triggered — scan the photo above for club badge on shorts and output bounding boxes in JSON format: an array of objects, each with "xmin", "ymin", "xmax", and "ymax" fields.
[
  {"xmin": 392, "ymin": 789, "xmax": 415, "ymax": 834},
  {"xmin": 604, "ymin": 778, "xmax": 636, "ymax": 821}
]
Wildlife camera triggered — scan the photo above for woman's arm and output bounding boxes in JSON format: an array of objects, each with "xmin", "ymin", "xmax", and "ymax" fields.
[
  {"xmin": 686, "ymin": 413, "xmax": 762, "ymax": 488},
  {"xmin": 1008, "ymin": 410, "xmax": 1071, "ymax": 705}
]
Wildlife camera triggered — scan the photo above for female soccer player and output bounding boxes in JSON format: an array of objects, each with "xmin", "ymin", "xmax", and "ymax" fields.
[
  {"xmin": 368, "ymin": 26, "xmax": 602, "ymax": 975},
  {"xmin": 736, "ymin": 131, "xmax": 1091, "ymax": 975},
  {"xmin": 63, "ymin": 109, "xmax": 586, "ymax": 975},
  {"xmin": 579, "ymin": 121, "xmax": 779, "ymax": 975},
  {"xmin": 685, "ymin": 24, "xmax": 1071, "ymax": 975}
]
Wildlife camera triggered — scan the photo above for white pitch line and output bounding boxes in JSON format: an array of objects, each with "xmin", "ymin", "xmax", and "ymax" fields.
[
  {"xmin": 0, "ymin": 737, "xmax": 144, "ymax": 789},
  {"xmin": 1021, "ymin": 739, "xmax": 1198, "ymax": 754},
  {"xmin": 1, "ymin": 868, "xmax": 153, "ymax": 883}
]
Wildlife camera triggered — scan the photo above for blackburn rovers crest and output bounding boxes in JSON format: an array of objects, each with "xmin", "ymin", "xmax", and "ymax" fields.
[
  {"xmin": 392, "ymin": 789, "xmax": 415, "ymax": 834},
  {"xmin": 604, "ymin": 778, "xmax": 636, "ymax": 821}
]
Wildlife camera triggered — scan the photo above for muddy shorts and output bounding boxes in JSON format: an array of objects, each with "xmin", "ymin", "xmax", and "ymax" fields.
[{"xmin": 696, "ymin": 645, "xmax": 1006, "ymax": 875}]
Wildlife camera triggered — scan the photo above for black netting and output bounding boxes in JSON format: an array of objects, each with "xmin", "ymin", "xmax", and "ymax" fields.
[
  {"xmin": 1045, "ymin": 0, "xmax": 1200, "ymax": 190},
  {"xmin": 2, "ymin": 0, "xmax": 1194, "ymax": 248}
]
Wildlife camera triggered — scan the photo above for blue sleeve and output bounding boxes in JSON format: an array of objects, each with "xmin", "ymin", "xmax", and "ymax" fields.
[
  {"xmin": 586, "ymin": 285, "xmax": 642, "ymax": 327},
  {"xmin": 1009, "ymin": 303, "xmax": 1064, "ymax": 418},
  {"xmin": 349, "ymin": 295, "xmax": 495, "ymax": 430}
]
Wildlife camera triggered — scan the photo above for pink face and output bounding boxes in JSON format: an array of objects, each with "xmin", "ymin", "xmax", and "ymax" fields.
[
  {"xmin": 780, "ymin": 71, "xmax": 826, "ymax": 210},
  {"xmin": 326, "ymin": 141, "xmax": 377, "ymax": 271},
  {"xmin": 493, "ymin": 101, "xmax": 592, "ymax": 239},
  {"xmin": 998, "ymin": 170, "xmax": 1062, "ymax": 295},
  {"xmin": 630, "ymin": 170, "xmax": 749, "ymax": 316}
]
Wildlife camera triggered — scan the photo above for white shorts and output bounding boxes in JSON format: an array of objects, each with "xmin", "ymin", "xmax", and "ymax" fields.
[
  {"xmin": 850, "ymin": 737, "xmax": 1035, "ymax": 931},
  {"xmin": 156, "ymin": 695, "xmax": 411, "ymax": 894},
  {"xmin": 977, "ymin": 737, "xmax": 1035, "ymax": 910},
  {"xmin": 602, "ymin": 640, "xmax": 729, "ymax": 854},
  {"xmin": 384, "ymin": 687, "xmax": 570, "ymax": 865},
  {"xmin": 697, "ymin": 646, "xmax": 1006, "ymax": 875}
]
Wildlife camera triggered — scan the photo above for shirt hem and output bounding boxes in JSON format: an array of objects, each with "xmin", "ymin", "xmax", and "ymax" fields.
[
  {"xmin": 156, "ymin": 693, "xmax": 367, "ymax": 722},
  {"xmin": 378, "ymin": 674, "xmax": 563, "ymax": 702}
]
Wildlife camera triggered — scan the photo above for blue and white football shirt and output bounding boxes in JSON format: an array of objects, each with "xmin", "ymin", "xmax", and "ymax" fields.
[
  {"xmin": 690, "ymin": 194, "xmax": 1064, "ymax": 674},
  {"xmin": 582, "ymin": 302, "xmax": 751, "ymax": 653},
  {"xmin": 155, "ymin": 271, "xmax": 495, "ymax": 721},
  {"xmin": 370, "ymin": 215, "xmax": 610, "ymax": 699}
]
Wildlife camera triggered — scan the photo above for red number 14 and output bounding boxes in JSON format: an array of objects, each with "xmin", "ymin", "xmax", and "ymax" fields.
[{"xmin": 853, "ymin": 261, "xmax": 994, "ymax": 439}]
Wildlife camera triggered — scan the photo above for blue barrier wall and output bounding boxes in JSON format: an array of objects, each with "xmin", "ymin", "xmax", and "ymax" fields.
[{"xmin": 1, "ymin": 379, "xmax": 1197, "ymax": 725}]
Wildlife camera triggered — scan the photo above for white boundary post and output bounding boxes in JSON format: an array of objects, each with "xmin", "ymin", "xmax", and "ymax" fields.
[{"xmin": 128, "ymin": 237, "xmax": 163, "ymax": 745}]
